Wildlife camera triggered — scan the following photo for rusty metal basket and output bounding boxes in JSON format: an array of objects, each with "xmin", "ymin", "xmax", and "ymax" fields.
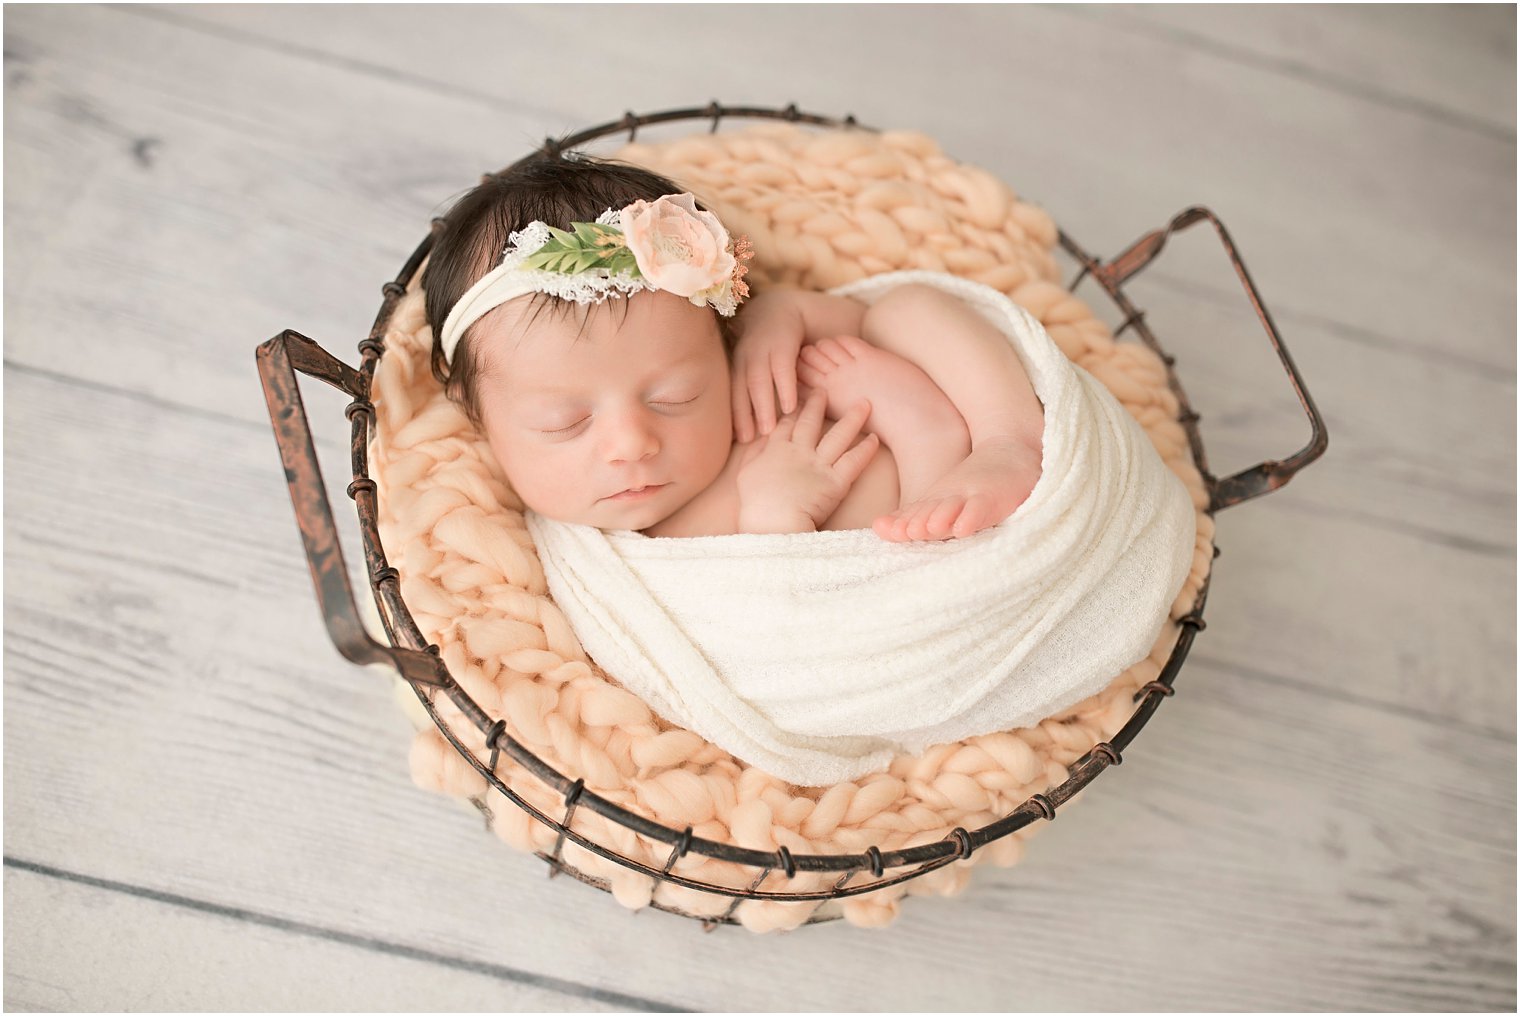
[{"xmin": 255, "ymin": 102, "xmax": 1328, "ymax": 930}]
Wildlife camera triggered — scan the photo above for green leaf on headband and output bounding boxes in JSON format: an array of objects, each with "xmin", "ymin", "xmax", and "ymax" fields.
[
  {"xmin": 605, "ymin": 250, "xmax": 638, "ymax": 274},
  {"xmin": 517, "ymin": 220, "xmax": 642, "ymax": 276},
  {"xmin": 572, "ymin": 221, "xmax": 607, "ymax": 247},
  {"xmin": 523, "ymin": 247, "xmax": 572, "ymax": 272}
]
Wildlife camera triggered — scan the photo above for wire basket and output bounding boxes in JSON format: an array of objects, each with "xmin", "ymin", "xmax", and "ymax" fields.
[{"xmin": 255, "ymin": 102, "xmax": 1328, "ymax": 930}]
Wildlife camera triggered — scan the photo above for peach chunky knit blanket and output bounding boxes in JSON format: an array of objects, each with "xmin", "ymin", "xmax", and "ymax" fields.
[
  {"xmin": 372, "ymin": 124, "xmax": 1216, "ymax": 932},
  {"xmin": 525, "ymin": 270, "xmax": 1196, "ymax": 788}
]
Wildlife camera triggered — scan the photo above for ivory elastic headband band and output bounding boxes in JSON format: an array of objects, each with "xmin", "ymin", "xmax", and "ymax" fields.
[{"xmin": 438, "ymin": 194, "xmax": 752, "ymax": 365}]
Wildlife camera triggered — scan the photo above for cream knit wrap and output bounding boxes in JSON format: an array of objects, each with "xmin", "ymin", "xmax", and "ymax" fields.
[
  {"xmin": 526, "ymin": 270, "xmax": 1197, "ymax": 787},
  {"xmin": 370, "ymin": 124, "xmax": 1216, "ymax": 932}
]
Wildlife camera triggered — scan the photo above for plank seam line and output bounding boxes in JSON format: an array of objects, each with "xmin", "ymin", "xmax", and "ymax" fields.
[
  {"xmin": 1137, "ymin": 272, "xmax": 1517, "ymax": 386},
  {"xmin": 5, "ymin": 359, "xmax": 350, "ymax": 462},
  {"xmin": 1186, "ymin": 652, "xmax": 1516, "ymax": 745},
  {"xmin": 13, "ymin": 530, "xmax": 243, "ymax": 592},
  {"xmin": 1049, "ymin": 5, "xmax": 1517, "ymax": 144},
  {"xmin": 3, "ymin": 855, "xmax": 691, "ymax": 1013},
  {"xmin": 1262, "ymin": 496, "xmax": 1516, "ymax": 561},
  {"xmin": 107, "ymin": 4, "xmax": 567, "ymax": 122},
  {"xmin": 4, "ymin": 359, "xmax": 272, "ymax": 434}
]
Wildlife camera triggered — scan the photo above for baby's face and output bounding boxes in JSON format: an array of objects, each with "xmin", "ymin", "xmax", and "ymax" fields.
[{"xmin": 474, "ymin": 290, "xmax": 733, "ymax": 531}]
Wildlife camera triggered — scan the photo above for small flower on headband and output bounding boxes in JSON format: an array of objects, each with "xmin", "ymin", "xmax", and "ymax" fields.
[
  {"xmin": 515, "ymin": 193, "xmax": 751, "ymax": 316},
  {"xmin": 621, "ymin": 194, "xmax": 734, "ymax": 300}
]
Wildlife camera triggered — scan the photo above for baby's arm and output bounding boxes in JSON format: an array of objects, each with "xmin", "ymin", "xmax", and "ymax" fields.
[
  {"xmin": 735, "ymin": 391, "xmax": 879, "ymax": 534},
  {"xmin": 731, "ymin": 289, "xmax": 867, "ymax": 443}
]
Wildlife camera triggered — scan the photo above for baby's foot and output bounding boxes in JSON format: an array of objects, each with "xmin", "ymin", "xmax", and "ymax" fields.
[
  {"xmin": 873, "ymin": 435, "xmax": 1043, "ymax": 542},
  {"xmin": 797, "ymin": 336, "xmax": 970, "ymax": 502}
]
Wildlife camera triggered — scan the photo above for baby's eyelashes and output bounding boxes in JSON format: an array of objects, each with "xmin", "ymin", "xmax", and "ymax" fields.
[
  {"xmin": 539, "ymin": 418, "xmax": 590, "ymax": 436},
  {"xmin": 533, "ymin": 394, "xmax": 702, "ymax": 435}
]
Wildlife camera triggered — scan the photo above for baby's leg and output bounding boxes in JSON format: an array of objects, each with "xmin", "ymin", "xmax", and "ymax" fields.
[
  {"xmin": 856, "ymin": 283, "xmax": 1046, "ymax": 542},
  {"xmin": 795, "ymin": 336, "xmax": 970, "ymax": 504}
]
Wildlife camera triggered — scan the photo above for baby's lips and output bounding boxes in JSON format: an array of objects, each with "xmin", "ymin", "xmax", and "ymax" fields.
[{"xmin": 602, "ymin": 482, "xmax": 666, "ymax": 500}]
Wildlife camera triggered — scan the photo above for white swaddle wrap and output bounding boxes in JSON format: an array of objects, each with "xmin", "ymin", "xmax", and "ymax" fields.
[{"xmin": 525, "ymin": 271, "xmax": 1196, "ymax": 787}]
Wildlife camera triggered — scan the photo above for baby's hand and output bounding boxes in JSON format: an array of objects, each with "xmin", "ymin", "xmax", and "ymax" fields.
[
  {"xmin": 736, "ymin": 390, "xmax": 879, "ymax": 534},
  {"xmin": 731, "ymin": 296, "xmax": 806, "ymax": 444}
]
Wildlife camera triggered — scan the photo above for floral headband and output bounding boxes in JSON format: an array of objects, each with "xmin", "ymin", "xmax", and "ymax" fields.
[{"xmin": 438, "ymin": 192, "xmax": 752, "ymax": 366}]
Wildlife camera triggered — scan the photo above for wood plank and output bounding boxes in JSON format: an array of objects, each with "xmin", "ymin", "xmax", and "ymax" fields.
[
  {"xmin": 4, "ymin": 366, "xmax": 1513, "ymax": 1010},
  {"xmin": 2, "ymin": 5, "xmax": 558, "ymax": 422},
  {"xmin": 1077, "ymin": 3, "xmax": 1517, "ymax": 135},
  {"xmin": 2, "ymin": 864, "xmax": 651, "ymax": 1013}
]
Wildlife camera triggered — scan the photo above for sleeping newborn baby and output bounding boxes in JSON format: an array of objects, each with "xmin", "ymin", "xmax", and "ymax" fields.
[
  {"xmin": 425, "ymin": 152, "xmax": 1197, "ymax": 786},
  {"xmin": 426, "ymin": 154, "xmax": 1045, "ymax": 542}
]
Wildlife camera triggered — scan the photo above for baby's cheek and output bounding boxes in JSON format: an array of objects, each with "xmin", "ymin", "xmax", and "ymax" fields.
[
  {"xmin": 481, "ymin": 432, "xmax": 515, "ymax": 485},
  {"xmin": 488, "ymin": 436, "xmax": 553, "ymax": 506}
]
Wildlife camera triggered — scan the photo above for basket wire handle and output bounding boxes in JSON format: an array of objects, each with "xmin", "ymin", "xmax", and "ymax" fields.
[
  {"xmin": 255, "ymin": 329, "xmax": 450, "ymax": 688},
  {"xmin": 1084, "ymin": 206, "xmax": 1329, "ymax": 513}
]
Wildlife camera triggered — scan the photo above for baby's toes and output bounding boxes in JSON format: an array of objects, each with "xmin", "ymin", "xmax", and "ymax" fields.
[
  {"xmin": 813, "ymin": 337, "xmax": 854, "ymax": 366},
  {"xmin": 950, "ymin": 493, "xmax": 999, "ymax": 538},
  {"xmin": 875, "ymin": 498, "xmax": 918, "ymax": 538},
  {"xmin": 796, "ymin": 359, "xmax": 827, "ymax": 390},
  {"xmin": 834, "ymin": 334, "xmax": 874, "ymax": 357},
  {"xmin": 891, "ymin": 500, "xmax": 930, "ymax": 542},
  {"xmin": 799, "ymin": 345, "xmax": 835, "ymax": 375},
  {"xmin": 920, "ymin": 496, "xmax": 970, "ymax": 541}
]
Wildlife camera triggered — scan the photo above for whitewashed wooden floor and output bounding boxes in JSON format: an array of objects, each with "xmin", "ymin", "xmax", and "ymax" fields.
[{"xmin": 4, "ymin": 4, "xmax": 1514, "ymax": 1012}]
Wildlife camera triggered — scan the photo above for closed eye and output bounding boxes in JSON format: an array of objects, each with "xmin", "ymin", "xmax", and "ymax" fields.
[{"xmin": 539, "ymin": 418, "xmax": 588, "ymax": 435}]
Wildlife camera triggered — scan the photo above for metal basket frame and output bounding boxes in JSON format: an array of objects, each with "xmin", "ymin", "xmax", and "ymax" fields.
[{"xmin": 255, "ymin": 102, "xmax": 1328, "ymax": 930}]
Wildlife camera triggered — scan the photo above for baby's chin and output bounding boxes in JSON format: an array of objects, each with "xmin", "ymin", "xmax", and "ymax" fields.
[{"xmin": 530, "ymin": 487, "xmax": 679, "ymax": 532}]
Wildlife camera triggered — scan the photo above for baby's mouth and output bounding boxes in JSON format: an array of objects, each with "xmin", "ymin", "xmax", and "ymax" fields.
[{"xmin": 604, "ymin": 483, "xmax": 668, "ymax": 501}]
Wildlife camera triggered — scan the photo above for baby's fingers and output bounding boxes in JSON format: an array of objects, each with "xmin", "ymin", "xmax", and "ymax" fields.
[
  {"xmin": 772, "ymin": 353, "xmax": 799, "ymax": 418},
  {"xmin": 834, "ymin": 432, "xmax": 881, "ymax": 484},
  {"xmin": 815, "ymin": 399, "xmax": 871, "ymax": 462},
  {"xmin": 746, "ymin": 360, "xmax": 778, "ymax": 436},
  {"xmin": 786, "ymin": 387, "xmax": 829, "ymax": 446}
]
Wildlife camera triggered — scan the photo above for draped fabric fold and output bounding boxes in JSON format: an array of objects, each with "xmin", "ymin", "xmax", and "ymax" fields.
[{"xmin": 526, "ymin": 271, "xmax": 1196, "ymax": 786}]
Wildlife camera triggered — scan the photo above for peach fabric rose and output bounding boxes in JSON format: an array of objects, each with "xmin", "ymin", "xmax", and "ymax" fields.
[{"xmin": 620, "ymin": 194, "xmax": 736, "ymax": 300}]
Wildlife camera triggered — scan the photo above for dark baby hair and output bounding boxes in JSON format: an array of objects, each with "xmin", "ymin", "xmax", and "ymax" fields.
[{"xmin": 423, "ymin": 154, "xmax": 735, "ymax": 426}]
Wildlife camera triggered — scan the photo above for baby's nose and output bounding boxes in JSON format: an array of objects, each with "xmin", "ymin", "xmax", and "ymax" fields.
[{"xmin": 603, "ymin": 411, "xmax": 660, "ymax": 463}]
